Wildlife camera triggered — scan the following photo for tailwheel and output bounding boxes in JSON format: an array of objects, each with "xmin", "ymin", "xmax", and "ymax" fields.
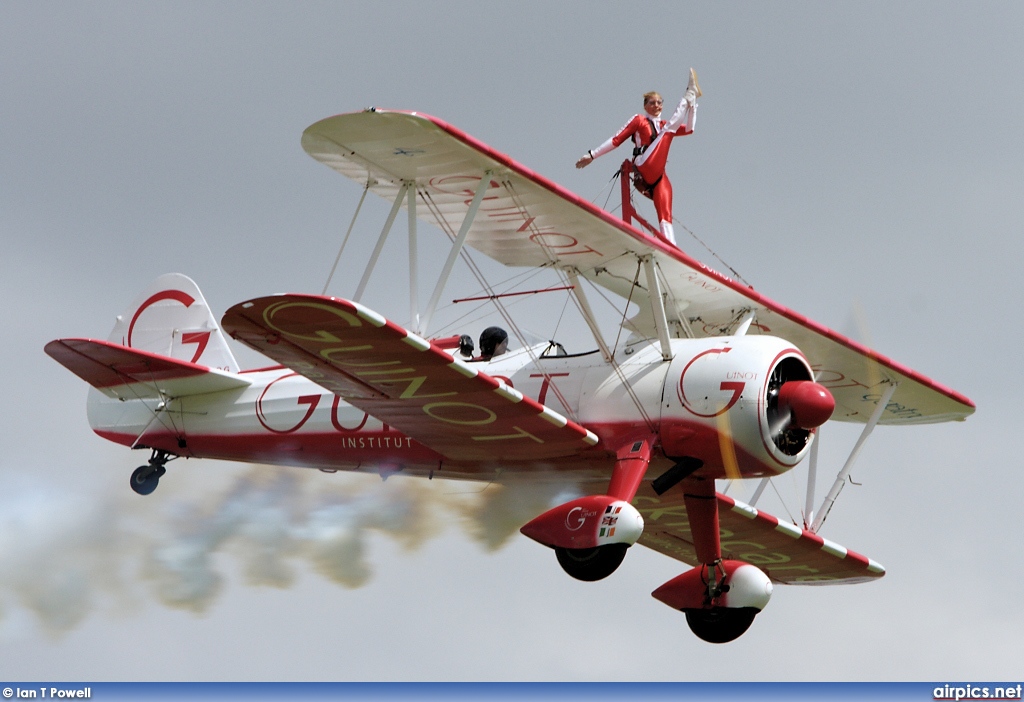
[
  {"xmin": 684, "ymin": 607, "xmax": 758, "ymax": 644},
  {"xmin": 554, "ymin": 543, "xmax": 628, "ymax": 582},
  {"xmin": 129, "ymin": 449, "xmax": 172, "ymax": 495},
  {"xmin": 130, "ymin": 464, "xmax": 166, "ymax": 495}
]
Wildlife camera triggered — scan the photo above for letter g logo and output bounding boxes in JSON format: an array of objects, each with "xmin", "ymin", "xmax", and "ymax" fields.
[{"xmin": 565, "ymin": 506, "xmax": 587, "ymax": 531}]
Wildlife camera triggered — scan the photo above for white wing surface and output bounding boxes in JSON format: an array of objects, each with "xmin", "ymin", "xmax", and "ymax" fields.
[{"xmin": 302, "ymin": 110, "xmax": 974, "ymax": 425}]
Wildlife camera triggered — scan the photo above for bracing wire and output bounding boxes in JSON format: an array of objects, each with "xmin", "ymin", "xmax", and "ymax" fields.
[
  {"xmin": 582, "ymin": 274, "xmax": 655, "ymax": 429},
  {"xmin": 673, "ymin": 217, "xmax": 750, "ymax": 287},
  {"xmin": 550, "ymin": 290, "xmax": 572, "ymax": 340},
  {"xmin": 611, "ymin": 259, "xmax": 643, "ymax": 355},
  {"xmin": 107, "ymin": 367, "xmax": 188, "ymax": 449},
  {"xmin": 769, "ymin": 478, "xmax": 799, "ymax": 526},
  {"xmin": 322, "ymin": 180, "xmax": 371, "ymax": 295},
  {"xmin": 419, "ymin": 186, "xmax": 579, "ymax": 421},
  {"xmin": 590, "ymin": 168, "xmax": 621, "ymax": 213},
  {"xmin": 621, "ymin": 173, "xmax": 744, "ymax": 282}
]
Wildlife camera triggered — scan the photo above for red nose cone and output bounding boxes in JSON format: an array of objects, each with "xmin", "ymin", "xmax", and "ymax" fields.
[{"xmin": 777, "ymin": 381, "xmax": 835, "ymax": 429}]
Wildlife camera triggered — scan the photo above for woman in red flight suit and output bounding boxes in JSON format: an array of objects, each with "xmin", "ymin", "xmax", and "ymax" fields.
[{"xmin": 576, "ymin": 69, "xmax": 701, "ymax": 247}]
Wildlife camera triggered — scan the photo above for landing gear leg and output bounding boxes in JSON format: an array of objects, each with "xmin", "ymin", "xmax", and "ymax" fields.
[
  {"xmin": 680, "ymin": 479, "xmax": 760, "ymax": 643},
  {"xmin": 701, "ymin": 559, "xmax": 729, "ymax": 603},
  {"xmin": 130, "ymin": 449, "xmax": 172, "ymax": 496}
]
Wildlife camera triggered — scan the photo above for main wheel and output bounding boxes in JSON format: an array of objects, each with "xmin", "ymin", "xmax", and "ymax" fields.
[
  {"xmin": 130, "ymin": 464, "xmax": 164, "ymax": 496},
  {"xmin": 684, "ymin": 607, "xmax": 758, "ymax": 644},
  {"xmin": 554, "ymin": 543, "xmax": 628, "ymax": 582}
]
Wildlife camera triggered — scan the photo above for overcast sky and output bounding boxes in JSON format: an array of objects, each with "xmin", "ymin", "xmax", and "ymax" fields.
[{"xmin": 2, "ymin": 1, "xmax": 1020, "ymax": 681}]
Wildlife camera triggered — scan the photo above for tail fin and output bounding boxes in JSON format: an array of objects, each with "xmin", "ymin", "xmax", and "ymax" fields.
[{"xmin": 108, "ymin": 273, "xmax": 240, "ymax": 373}]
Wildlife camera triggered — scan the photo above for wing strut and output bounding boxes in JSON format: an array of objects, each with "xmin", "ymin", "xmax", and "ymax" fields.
[
  {"xmin": 748, "ymin": 477, "xmax": 769, "ymax": 506},
  {"xmin": 811, "ymin": 381, "xmax": 899, "ymax": 532},
  {"xmin": 733, "ymin": 311, "xmax": 756, "ymax": 337},
  {"xmin": 641, "ymin": 255, "xmax": 673, "ymax": 361},
  {"xmin": 408, "ymin": 184, "xmax": 419, "ymax": 332},
  {"xmin": 421, "ymin": 173, "xmax": 491, "ymax": 334},
  {"xmin": 565, "ymin": 268, "xmax": 612, "ymax": 363},
  {"xmin": 803, "ymin": 431, "xmax": 820, "ymax": 529},
  {"xmin": 322, "ymin": 180, "xmax": 370, "ymax": 295},
  {"xmin": 354, "ymin": 181, "xmax": 410, "ymax": 303}
]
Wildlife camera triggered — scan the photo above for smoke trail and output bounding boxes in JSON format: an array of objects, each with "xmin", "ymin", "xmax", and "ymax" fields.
[
  {"xmin": 0, "ymin": 465, "xmax": 580, "ymax": 637},
  {"xmin": 0, "ymin": 489, "xmax": 130, "ymax": 638},
  {"xmin": 455, "ymin": 480, "xmax": 582, "ymax": 552},
  {"xmin": 142, "ymin": 467, "xmax": 442, "ymax": 611}
]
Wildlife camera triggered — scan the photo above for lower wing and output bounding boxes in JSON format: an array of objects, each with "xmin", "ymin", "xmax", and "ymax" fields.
[
  {"xmin": 622, "ymin": 482, "xmax": 885, "ymax": 585},
  {"xmin": 220, "ymin": 294, "xmax": 599, "ymax": 462}
]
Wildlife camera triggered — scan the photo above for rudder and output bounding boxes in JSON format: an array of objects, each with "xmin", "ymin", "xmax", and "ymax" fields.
[{"xmin": 108, "ymin": 273, "xmax": 240, "ymax": 373}]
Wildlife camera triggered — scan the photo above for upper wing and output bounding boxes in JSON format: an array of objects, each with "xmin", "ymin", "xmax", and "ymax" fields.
[
  {"xmin": 302, "ymin": 109, "xmax": 974, "ymax": 425},
  {"xmin": 220, "ymin": 294, "xmax": 599, "ymax": 461},
  {"xmin": 628, "ymin": 483, "xmax": 884, "ymax": 585},
  {"xmin": 45, "ymin": 338, "xmax": 250, "ymax": 399}
]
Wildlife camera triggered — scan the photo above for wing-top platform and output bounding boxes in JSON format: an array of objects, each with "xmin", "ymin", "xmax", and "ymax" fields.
[
  {"xmin": 302, "ymin": 110, "xmax": 974, "ymax": 426},
  {"xmin": 221, "ymin": 294, "xmax": 599, "ymax": 462}
]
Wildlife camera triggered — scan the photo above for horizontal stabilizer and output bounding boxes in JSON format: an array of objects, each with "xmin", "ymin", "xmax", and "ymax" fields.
[
  {"xmin": 627, "ymin": 483, "xmax": 884, "ymax": 585},
  {"xmin": 221, "ymin": 295, "xmax": 600, "ymax": 461},
  {"xmin": 45, "ymin": 338, "xmax": 251, "ymax": 400}
]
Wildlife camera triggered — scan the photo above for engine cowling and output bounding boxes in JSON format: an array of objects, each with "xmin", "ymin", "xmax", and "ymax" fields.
[{"xmin": 659, "ymin": 336, "xmax": 834, "ymax": 478}]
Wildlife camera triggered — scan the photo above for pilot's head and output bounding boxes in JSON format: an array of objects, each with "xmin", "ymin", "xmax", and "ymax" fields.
[{"xmin": 479, "ymin": 326, "xmax": 508, "ymax": 360}]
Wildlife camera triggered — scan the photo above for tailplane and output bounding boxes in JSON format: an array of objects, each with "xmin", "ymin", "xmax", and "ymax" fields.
[{"xmin": 45, "ymin": 274, "xmax": 248, "ymax": 460}]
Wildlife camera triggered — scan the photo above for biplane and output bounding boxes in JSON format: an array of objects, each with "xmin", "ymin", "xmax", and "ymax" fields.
[{"xmin": 45, "ymin": 109, "xmax": 975, "ymax": 643}]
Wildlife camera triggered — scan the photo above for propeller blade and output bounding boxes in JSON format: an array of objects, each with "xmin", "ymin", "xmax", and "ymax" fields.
[
  {"xmin": 716, "ymin": 405, "xmax": 743, "ymax": 480},
  {"xmin": 768, "ymin": 406, "xmax": 793, "ymax": 437}
]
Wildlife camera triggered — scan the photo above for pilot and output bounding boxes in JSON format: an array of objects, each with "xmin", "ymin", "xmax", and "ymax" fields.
[
  {"xmin": 478, "ymin": 326, "xmax": 508, "ymax": 361},
  {"xmin": 575, "ymin": 69, "xmax": 701, "ymax": 247}
]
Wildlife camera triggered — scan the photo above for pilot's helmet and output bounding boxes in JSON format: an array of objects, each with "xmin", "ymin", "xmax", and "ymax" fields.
[{"xmin": 479, "ymin": 326, "xmax": 509, "ymax": 359}]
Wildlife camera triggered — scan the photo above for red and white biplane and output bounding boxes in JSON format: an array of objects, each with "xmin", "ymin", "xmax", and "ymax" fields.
[{"xmin": 46, "ymin": 109, "xmax": 974, "ymax": 643}]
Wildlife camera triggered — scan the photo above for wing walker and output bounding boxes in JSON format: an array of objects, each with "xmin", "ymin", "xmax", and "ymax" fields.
[{"xmin": 46, "ymin": 107, "xmax": 974, "ymax": 643}]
